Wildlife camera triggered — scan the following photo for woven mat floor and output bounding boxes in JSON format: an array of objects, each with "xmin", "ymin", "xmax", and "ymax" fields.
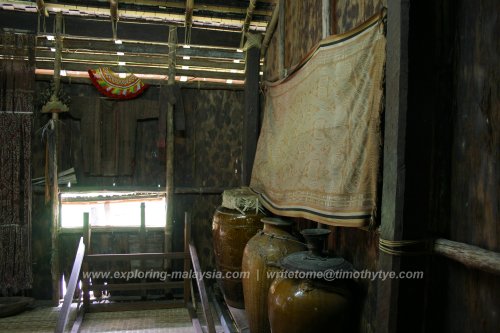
[{"xmin": 0, "ymin": 303, "xmax": 223, "ymax": 333}]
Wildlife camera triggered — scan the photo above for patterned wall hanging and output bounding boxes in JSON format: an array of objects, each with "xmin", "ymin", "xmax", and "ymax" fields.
[{"xmin": 88, "ymin": 67, "xmax": 149, "ymax": 99}]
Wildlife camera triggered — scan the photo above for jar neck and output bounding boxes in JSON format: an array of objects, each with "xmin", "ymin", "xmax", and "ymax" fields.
[{"xmin": 263, "ymin": 222, "xmax": 292, "ymax": 236}]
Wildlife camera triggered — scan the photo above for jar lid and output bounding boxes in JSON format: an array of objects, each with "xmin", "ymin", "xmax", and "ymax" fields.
[
  {"xmin": 280, "ymin": 252, "xmax": 354, "ymax": 274},
  {"xmin": 221, "ymin": 187, "xmax": 263, "ymax": 214},
  {"xmin": 261, "ymin": 217, "xmax": 293, "ymax": 226}
]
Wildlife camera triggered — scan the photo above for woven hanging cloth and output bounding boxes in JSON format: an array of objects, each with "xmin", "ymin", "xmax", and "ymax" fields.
[
  {"xmin": 250, "ymin": 13, "xmax": 386, "ymax": 227},
  {"xmin": 88, "ymin": 67, "xmax": 149, "ymax": 99}
]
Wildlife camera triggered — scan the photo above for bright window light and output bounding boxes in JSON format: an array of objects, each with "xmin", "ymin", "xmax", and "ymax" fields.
[
  {"xmin": 236, "ymin": 49, "xmax": 243, "ymax": 53},
  {"xmin": 61, "ymin": 193, "xmax": 166, "ymax": 228},
  {"xmin": 46, "ymin": 35, "xmax": 55, "ymax": 41},
  {"xmin": 60, "ymin": 70, "xmax": 67, "ymax": 76},
  {"xmin": 233, "ymin": 59, "xmax": 240, "ymax": 63},
  {"xmin": 50, "ymin": 47, "xmax": 56, "ymax": 52},
  {"xmin": 118, "ymin": 61, "xmax": 126, "ymax": 66},
  {"xmin": 183, "ymin": 45, "xmax": 191, "ymax": 49},
  {"xmin": 117, "ymin": 51, "xmax": 125, "ymax": 56},
  {"xmin": 180, "ymin": 76, "xmax": 188, "ymax": 82},
  {"xmin": 183, "ymin": 56, "xmax": 190, "ymax": 60},
  {"xmin": 114, "ymin": 39, "xmax": 123, "ymax": 44},
  {"xmin": 181, "ymin": 65, "xmax": 189, "ymax": 70},
  {"xmin": 226, "ymin": 79, "xmax": 233, "ymax": 84},
  {"xmin": 119, "ymin": 73, "xmax": 127, "ymax": 78}
]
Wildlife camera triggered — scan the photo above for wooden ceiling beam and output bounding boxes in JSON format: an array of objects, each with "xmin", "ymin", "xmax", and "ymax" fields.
[
  {"xmin": 35, "ymin": 73, "xmax": 244, "ymax": 89},
  {"xmin": 36, "ymin": 38, "xmax": 245, "ymax": 60},
  {"xmin": 36, "ymin": 60, "xmax": 245, "ymax": 80},
  {"xmin": 36, "ymin": 50, "xmax": 246, "ymax": 70},
  {"xmin": 117, "ymin": 0, "xmax": 273, "ymax": 16}
]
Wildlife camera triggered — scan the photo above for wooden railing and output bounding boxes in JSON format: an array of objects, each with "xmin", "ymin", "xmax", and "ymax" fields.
[{"xmin": 54, "ymin": 237, "xmax": 85, "ymax": 333}]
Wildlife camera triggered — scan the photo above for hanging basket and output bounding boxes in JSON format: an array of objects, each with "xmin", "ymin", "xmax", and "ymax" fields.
[{"xmin": 88, "ymin": 67, "xmax": 149, "ymax": 100}]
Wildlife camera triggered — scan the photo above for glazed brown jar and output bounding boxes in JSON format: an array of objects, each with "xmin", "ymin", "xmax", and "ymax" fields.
[
  {"xmin": 212, "ymin": 188, "xmax": 265, "ymax": 308},
  {"xmin": 242, "ymin": 217, "xmax": 306, "ymax": 333},
  {"xmin": 268, "ymin": 229, "xmax": 356, "ymax": 333}
]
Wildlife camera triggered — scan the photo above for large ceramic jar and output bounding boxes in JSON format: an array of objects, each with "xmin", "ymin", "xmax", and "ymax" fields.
[
  {"xmin": 242, "ymin": 217, "xmax": 306, "ymax": 333},
  {"xmin": 212, "ymin": 188, "xmax": 265, "ymax": 308},
  {"xmin": 268, "ymin": 229, "xmax": 356, "ymax": 333}
]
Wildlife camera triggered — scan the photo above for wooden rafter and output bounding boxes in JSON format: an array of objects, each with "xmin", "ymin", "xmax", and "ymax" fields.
[
  {"xmin": 240, "ymin": 0, "xmax": 257, "ymax": 48},
  {"xmin": 36, "ymin": 0, "xmax": 48, "ymax": 17},
  {"xmin": 184, "ymin": 0, "xmax": 194, "ymax": 45}
]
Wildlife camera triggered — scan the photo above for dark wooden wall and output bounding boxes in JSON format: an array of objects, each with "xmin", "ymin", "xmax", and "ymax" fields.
[
  {"xmin": 31, "ymin": 82, "xmax": 245, "ymax": 298},
  {"xmin": 414, "ymin": 0, "xmax": 500, "ymax": 332}
]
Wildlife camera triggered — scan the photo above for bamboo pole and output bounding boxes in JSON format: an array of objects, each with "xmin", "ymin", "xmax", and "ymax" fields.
[
  {"xmin": 322, "ymin": 0, "xmax": 330, "ymax": 39},
  {"xmin": 240, "ymin": 0, "xmax": 257, "ymax": 49},
  {"xmin": 277, "ymin": 0, "xmax": 285, "ymax": 78},
  {"xmin": 82, "ymin": 213, "xmax": 90, "ymax": 311},
  {"xmin": 165, "ymin": 26, "xmax": 177, "ymax": 274},
  {"xmin": 260, "ymin": 0, "xmax": 280, "ymax": 59},
  {"xmin": 434, "ymin": 238, "xmax": 500, "ymax": 276},
  {"xmin": 50, "ymin": 11, "xmax": 63, "ymax": 306}
]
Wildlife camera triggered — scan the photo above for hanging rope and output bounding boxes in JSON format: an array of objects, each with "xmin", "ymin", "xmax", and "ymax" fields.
[{"xmin": 379, "ymin": 238, "xmax": 433, "ymax": 256}]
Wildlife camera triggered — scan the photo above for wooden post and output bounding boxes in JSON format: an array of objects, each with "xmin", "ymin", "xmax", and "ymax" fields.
[
  {"xmin": 82, "ymin": 212, "xmax": 91, "ymax": 311},
  {"xmin": 165, "ymin": 26, "xmax": 177, "ymax": 272},
  {"xmin": 50, "ymin": 11, "xmax": 63, "ymax": 306},
  {"xmin": 241, "ymin": 33, "xmax": 261, "ymax": 185},
  {"xmin": 376, "ymin": 0, "xmax": 409, "ymax": 330},
  {"xmin": 140, "ymin": 202, "xmax": 146, "ymax": 300},
  {"xmin": 183, "ymin": 212, "xmax": 192, "ymax": 304}
]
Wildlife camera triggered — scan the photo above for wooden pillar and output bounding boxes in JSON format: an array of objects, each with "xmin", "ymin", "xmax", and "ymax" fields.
[
  {"xmin": 50, "ymin": 11, "xmax": 63, "ymax": 306},
  {"xmin": 82, "ymin": 212, "xmax": 90, "ymax": 311},
  {"xmin": 165, "ymin": 26, "xmax": 177, "ymax": 270},
  {"xmin": 140, "ymin": 203, "xmax": 146, "ymax": 300},
  {"xmin": 183, "ymin": 212, "xmax": 192, "ymax": 305},
  {"xmin": 241, "ymin": 33, "xmax": 261, "ymax": 185},
  {"xmin": 376, "ymin": 1, "xmax": 427, "ymax": 332}
]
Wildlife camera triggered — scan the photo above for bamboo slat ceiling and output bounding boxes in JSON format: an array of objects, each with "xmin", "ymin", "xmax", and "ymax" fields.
[{"xmin": 0, "ymin": 0, "xmax": 277, "ymax": 85}]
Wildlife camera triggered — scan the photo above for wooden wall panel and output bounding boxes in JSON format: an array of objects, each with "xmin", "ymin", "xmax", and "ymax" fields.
[
  {"xmin": 31, "ymin": 83, "xmax": 245, "ymax": 298},
  {"xmin": 334, "ymin": 0, "xmax": 386, "ymax": 34},
  {"xmin": 423, "ymin": 0, "xmax": 500, "ymax": 331},
  {"xmin": 176, "ymin": 88, "xmax": 244, "ymax": 188},
  {"xmin": 449, "ymin": 0, "xmax": 499, "ymax": 252},
  {"xmin": 284, "ymin": 0, "xmax": 322, "ymax": 70}
]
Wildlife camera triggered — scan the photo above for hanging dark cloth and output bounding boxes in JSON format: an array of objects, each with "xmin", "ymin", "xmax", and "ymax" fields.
[{"xmin": 0, "ymin": 33, "xmax": 35, "ymax": 294}]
